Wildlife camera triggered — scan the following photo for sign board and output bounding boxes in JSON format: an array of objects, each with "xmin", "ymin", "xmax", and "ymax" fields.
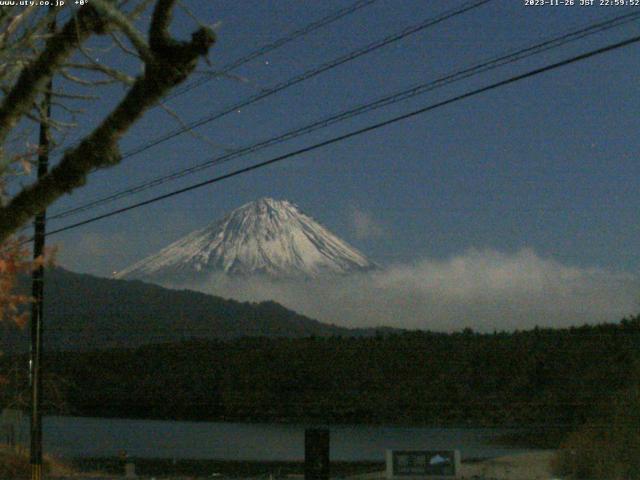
[
  {"xmin": 386, "ymin": 450, "xmax": 461, "ymax": 480},
  {"xmin": 305, "ymin": 428, "xmax": 330, "ymax": 480},
  {"xmin": 124, "ymin": 462, "xmax": 137, "ymax": 479}
]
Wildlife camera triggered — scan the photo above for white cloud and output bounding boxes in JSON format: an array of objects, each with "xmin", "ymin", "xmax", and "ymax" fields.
[
  {"xmin": 184, "ymin": 248, "xmax": 640, "ymax": 332},
  {"xmin": 349, "ymin": 206, "xmax": 386, "ymax": 240}
]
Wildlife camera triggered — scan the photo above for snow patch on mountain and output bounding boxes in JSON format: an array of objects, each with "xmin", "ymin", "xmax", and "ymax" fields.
[{"xmin": 115, "ymin": 198, "xmax": 375, "ymax": 283}]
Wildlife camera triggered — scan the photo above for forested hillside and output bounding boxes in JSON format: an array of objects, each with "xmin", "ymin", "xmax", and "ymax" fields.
[
  {"xmin": 4, "ymin": 316, "xmax": 639, "ymax": 429},
  {"xmin": 4, "ymin": 268, "xmax": 353, "ymax": 353}
]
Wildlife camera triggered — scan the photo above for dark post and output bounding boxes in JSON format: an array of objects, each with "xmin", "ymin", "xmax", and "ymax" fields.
[
  {"xmin": 29, "ymin": 94, "xmax": 50, "ymax": 480},
  {"xmin": 304, "ymin": 428, "xmax": 330, "ymax": 480},
  {"xmin": 30, "ymin": 11, "xmax": 54, "ymax": 480},
  {"xmin": 29, "ymin": 112, "xmax": 48, "ymax": 480}
]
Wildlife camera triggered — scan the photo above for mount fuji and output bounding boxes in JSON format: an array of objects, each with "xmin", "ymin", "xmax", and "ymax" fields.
[{"xmin": 115, "ymin": 198, "xmax": 376, "ymax": 285}]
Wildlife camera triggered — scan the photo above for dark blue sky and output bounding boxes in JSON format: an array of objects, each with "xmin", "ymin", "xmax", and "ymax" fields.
[{"xmin": 46, "ymin": 0, "xmax": 640, "ymax": 278}]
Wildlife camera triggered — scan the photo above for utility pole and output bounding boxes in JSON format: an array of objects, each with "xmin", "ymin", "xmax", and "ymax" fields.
[{"xmin": 30, "ymin": 9, "xmax": 55, "ymax": 480}]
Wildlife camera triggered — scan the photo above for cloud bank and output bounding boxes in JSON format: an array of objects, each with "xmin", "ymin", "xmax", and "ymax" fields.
[{"xmin": 181, "ymin": 249, "xmax": 639, "ymax": 332}]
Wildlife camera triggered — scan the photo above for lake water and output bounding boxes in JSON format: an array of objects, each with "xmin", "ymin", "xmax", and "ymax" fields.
[{"xmin": 15, "ymin": 416, "xmax": 532, "ymax": 461}]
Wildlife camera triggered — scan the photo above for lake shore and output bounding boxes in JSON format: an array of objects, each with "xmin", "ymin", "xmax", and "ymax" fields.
[
  {"xmin": 68, "ymin": 458, "xmax": 385, "ymax": 478},
  {"xmin": 335, "ymin": 452, "xmax": 558, "ymax": 480},
  {"xmin": 461, "ymin": 451, "xmax": 556, "ymax": 480},
  {"xmin": 62, "ymin": 452, "xmax": 557, "ymax": 480}
]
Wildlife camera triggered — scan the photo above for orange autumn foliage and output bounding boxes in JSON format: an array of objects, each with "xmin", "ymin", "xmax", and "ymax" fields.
[{"xmin": 0, "ymin": 238, "xmax": 53, "ymax": 329}]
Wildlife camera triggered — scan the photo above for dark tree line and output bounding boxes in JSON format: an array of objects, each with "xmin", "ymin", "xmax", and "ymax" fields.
[{"xmin": 3, "ymin": 315, "xmax": 640, "ymax": 429}]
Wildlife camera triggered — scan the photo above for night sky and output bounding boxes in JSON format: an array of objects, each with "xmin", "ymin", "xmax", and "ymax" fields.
[{"xmin": 21, "ymin": 0, "xmax": 640, "ymax": 329}]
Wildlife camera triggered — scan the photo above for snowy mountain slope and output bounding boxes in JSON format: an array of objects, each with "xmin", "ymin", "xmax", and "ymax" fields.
[{"xmin": 115, "ymin": 198, "xmax": 375, "ymax": 282}]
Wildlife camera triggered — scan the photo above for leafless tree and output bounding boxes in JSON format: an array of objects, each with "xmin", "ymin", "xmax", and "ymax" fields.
[{"xmin": 0, "ymin": 0, "xmax": 216, "ymax": 243}]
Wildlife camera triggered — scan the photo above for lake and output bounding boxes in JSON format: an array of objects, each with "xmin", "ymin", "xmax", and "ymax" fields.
[{"xmin": 14, "ymin": 416, "xmax": 532, "ymax": 461}]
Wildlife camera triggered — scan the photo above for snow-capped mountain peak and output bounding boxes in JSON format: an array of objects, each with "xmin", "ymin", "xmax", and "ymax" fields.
[{"xmin": 115, "ymin": 198, "xmax": 375, "ymax": 282}]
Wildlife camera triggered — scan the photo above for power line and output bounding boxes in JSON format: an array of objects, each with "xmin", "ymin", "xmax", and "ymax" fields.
[
  {"xmin": 49, "ymin": 0, "xmax": 379, "ymax": 156},
  {"xmin": 165, "ymin": 0, "xmax": 379, "ymax": 101},
  {"xmin": 48, "ymin": 11, "xmax": 640, "ymax": 221},
  {"xmin": 37, "ymin": 0, "xmax": 491, "ymax": 223},
  {"xmin": 37, "ymin": 33, "xmax": 640, "ymax": 240},
  {"xmin": 117, "ymin": 0, "xmax": 492, "ymax": 160}
]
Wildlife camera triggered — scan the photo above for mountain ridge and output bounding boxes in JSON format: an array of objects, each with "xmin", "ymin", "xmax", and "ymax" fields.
[
  {"xmin": 3, "ymin": 267, "xmax": 352, "ymax": 353},
  {"xmin": 4, "ymin": 267, "xmax": 400, "ymax": 353}
]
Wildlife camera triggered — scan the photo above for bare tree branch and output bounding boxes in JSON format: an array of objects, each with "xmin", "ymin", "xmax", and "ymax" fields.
[
  {"xmin": 109, "ymin": 30, "xmax": 142, "ymax": 59},
  {"xmin": 158, "ymin": 100, "xmax": 235, "ymax": 153},
  {"xmin": 0, "ymin": 6, "xmax": 110, "ymax": 164},
  {"xmin": 0, "ymin": 0, "xmax": 215, "ymax": 242},
  {"xmin": 64, "ymin": 61, "xmax": 136, "ymax": 85},
  {"xmin": 49, "ymin": 90, "xmax": 99, "ymax": 101},
  {"xmin": 91, "ymin": 0, "xmax": 154, "ymax": 63},
  {"xmin": 149, "ymin": 0, "xmax": 175, "ymax": 51},
  {"xmin": 50, "ymin": 100, "xmax": 85, "ymax": 116},
  {"xmin": 59, "ymin": 69, "xmax": 122, "ymax": 86},
  {"xmin": 0, "ymin": 6, "xmax": 37, "ymax": 48}
]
